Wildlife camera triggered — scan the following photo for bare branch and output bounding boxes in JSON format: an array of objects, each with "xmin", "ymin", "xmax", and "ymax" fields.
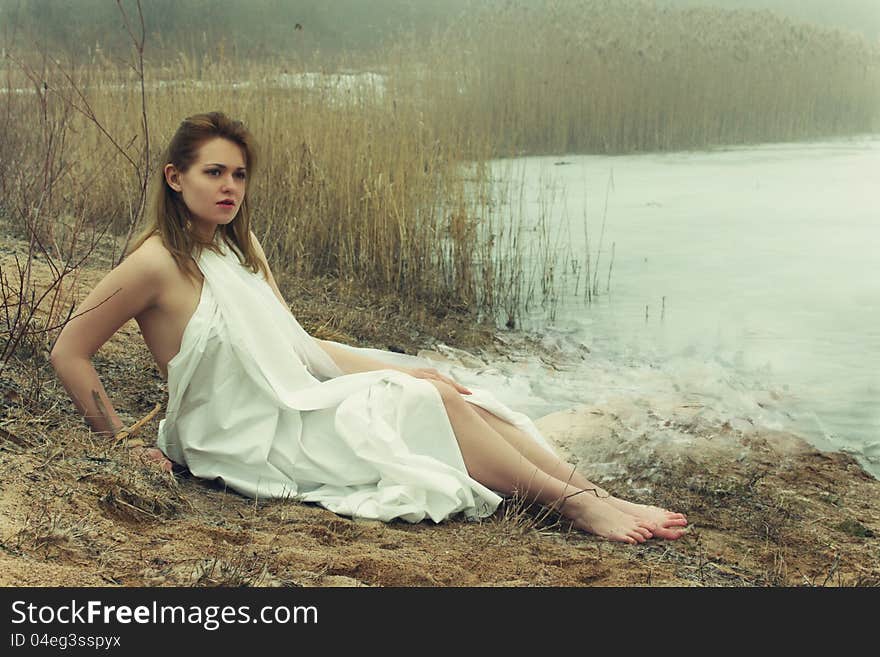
[
  {"xmin": 0, "ymin": 276, "xmax": 122, "ymax": 340},
  {"xmin": 116, "ymin": 0, "xmax": 150, "ymax": 265}
]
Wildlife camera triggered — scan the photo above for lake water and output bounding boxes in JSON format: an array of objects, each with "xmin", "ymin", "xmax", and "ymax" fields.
[{"xmin": 483, "ymin": 137, "xmax": 880, "ymax": 478}]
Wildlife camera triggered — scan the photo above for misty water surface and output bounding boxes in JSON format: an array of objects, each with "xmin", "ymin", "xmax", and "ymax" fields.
[{"xmin": 487, "ymin": 137, "xmax": 879, "ymax": 477}]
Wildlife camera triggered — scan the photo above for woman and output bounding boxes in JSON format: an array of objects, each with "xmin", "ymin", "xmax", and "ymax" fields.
[{"xmin": 51, "ymin": 112, "xmax": 687, "ymax": 544}]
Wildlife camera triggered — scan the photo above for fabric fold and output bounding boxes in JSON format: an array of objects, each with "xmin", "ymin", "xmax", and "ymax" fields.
[{"xmin": 157, "ymin": 240, "xmax": 555, "ymax": 523}]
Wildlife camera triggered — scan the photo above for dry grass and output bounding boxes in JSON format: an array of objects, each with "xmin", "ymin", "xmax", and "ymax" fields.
[
  {"xmin": 1, "ymin": 2, "xmax": 879, "ymax": 589},
  {"xmin": 0, "ymin": 54, "xmax": 552, "ymax": 331},
  {"xmin": 1, "ymin": 315, "xmax": 878, "ymax": 587},
  {"xmin": 3, "ymin": 1, "xmax": 875, "ymax": 341},
  {"xmin": 406, "ymin": 0, "xmax": 880, "ymax": 157}
]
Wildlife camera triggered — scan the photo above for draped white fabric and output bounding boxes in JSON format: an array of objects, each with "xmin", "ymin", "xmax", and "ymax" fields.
[{"xmin": 156, "ymin": 240, "xmax": 556, "ymax": 523}]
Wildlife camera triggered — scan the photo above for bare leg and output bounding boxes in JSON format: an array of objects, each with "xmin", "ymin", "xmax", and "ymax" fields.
[
  {"xmin": 427, "ymin": 381, "xmax": 655, "ymax": 544},
  {"xmin": 468, "ymin": 402, "xmax": 688, "ymax": 540}
]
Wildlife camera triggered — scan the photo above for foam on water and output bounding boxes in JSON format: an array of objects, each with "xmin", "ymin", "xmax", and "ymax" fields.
[{"xmin": 472, "ymin": 138, "xmax": 880, "ymax": 479}]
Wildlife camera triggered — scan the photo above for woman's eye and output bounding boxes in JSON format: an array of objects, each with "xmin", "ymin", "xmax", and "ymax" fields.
[
  {"xmin": 206, "ymin": 169, "xmax": 220, "ymax": 176},
  {"xmin": 235, "ymin": 172, "xmax": 247, "ymax": 180}
]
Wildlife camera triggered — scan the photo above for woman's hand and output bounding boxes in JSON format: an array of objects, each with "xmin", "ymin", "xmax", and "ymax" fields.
[
  {"xmin": 130, "ymin": 446, "xmax": 174, "ymax": 473},
  {"xmin": 112, "ymin": 406, "xmax": 172, "ymax": 474},
  {"xmin": 407, "ymin": 367, "xmax": 473, "ymax": 395}
]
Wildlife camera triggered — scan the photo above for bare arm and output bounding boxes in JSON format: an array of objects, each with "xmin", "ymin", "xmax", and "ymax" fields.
[
  {"xmin": 247, "ymin": 232, "xmax": 471, "ymax": 392},
  {"xmin": 313, "ymin": 339, "xmax": 411, "ymax": 376},
  {"xmin": 50, "ymin": 241, "xmax": 166, "ymax": 437},
  {"xmin": 314, "ymin": 341, "xmax": 472, "ymax": 395}
]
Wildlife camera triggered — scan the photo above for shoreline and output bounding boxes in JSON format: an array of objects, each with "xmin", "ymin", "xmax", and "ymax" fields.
[
  {"xmin": 1, "ymin": 233, "xmax": 878, "ymax": 586},
  {"xmin": 1, "ymin": 399, "xmax": 877, "ymax": 586}
]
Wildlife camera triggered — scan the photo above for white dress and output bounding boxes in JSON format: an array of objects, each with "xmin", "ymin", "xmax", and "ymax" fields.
[{"xmin": 157, "ymin": 240, "xmax": 556, "ymax": 524}]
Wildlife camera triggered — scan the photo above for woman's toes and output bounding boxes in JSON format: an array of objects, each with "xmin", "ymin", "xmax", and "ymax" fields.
[
  {"xmin": 662, "ymin": 517, "xmax": 688, "ymax": 528},
  {"xmin": 655, "ymin": 525, "xmax": 687, "ymax": 540}
]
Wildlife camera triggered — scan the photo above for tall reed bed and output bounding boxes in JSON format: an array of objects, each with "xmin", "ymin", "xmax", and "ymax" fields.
[
  {"xmin": 0, "ymin": 53, "xmax": 529, "ymax": 331},
  {"xmin": 401, "ymin": 0, "xmax": 880, "ymax": 157},
  {"xmin": 5, "ymin": 0, "xmax": 878, "ymax": 340}
]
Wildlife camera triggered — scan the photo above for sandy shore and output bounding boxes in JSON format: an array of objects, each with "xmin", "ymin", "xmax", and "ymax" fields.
[{"xmin": 1, "ymin": 233, "xmax": 878, "ymax": 587}]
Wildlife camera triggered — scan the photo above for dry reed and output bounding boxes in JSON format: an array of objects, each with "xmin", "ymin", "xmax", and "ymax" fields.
[
  {"xmin": 3, "ymin": 0, "xmax": 877, "ymax": 343},
  {"xmin": 405, "ymin": 0, "xmax": 880, "ymax": 157},
  {"xmin": 1, "ymin": 52, "xmax": 538, "ymax": 330}
]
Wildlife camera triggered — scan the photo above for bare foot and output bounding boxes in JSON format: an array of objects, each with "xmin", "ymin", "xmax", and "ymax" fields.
[
  {"xmin": 563, "ymin": 496, "xmax": 656, "ymax": 545},
  {"xmin": 605, "ymin": 497, "xmax": 688, "ymax": 540}
]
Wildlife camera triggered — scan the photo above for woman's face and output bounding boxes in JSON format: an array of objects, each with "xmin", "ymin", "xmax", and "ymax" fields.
[{"xmin": 164, "ymin": 137, "xmax": 247, "ymax": 240}]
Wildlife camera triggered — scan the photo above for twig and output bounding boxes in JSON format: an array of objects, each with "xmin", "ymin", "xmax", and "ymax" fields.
[{"xmin": 123, "ymin": 403, "xmax": 162, "ymax": 439}]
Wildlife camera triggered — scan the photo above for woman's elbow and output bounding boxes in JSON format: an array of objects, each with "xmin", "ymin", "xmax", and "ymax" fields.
[
  {"xmin": 49, "ymin": 341, "xmax": 81, "ymax": 373},
  {"xmin": 49, "ymin": 344, "xmax": 68, "ymax": 372}
]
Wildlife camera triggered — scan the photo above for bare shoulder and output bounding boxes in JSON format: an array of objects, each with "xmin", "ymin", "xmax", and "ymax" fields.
[
  {"xmin": 126, "ymin": 234, "xmax": 178, "ymax": 278},
  {"xmin": 51, "ymin": 235, "xmax": 180, "ymax": 359},
  {"xmin": 127, "ymin": 235, "xmax": 202, "ymax": 294}
]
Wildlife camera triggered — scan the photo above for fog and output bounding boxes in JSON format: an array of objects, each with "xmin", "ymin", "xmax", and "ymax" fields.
[
  {"xmin": 1, "ymin": 0, "xmax": 877, "ymax": 61},
  {"xmin": 659, "ymin": 0, "xmax": 880, "ymax": 40}
]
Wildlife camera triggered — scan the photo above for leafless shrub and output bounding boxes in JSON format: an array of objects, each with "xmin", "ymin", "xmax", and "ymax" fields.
[{"xmin": 0, "ymin": 1, "xmax": 151, "ymax": 389}]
